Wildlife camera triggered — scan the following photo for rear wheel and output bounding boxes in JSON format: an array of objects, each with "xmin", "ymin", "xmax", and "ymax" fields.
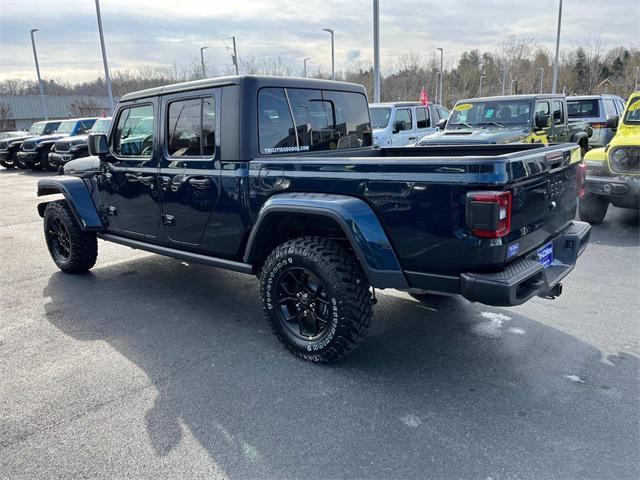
[
  {"xmin": 579, "ymin": 192, "xmax": 608, "ymax": 224},
  {"xmin": 260, "ymin": 236, "xmax": 373, "ymax": 362},
  {"xmin": 44, "ymin": 201, "xmax": 98, "ymax": 273}
]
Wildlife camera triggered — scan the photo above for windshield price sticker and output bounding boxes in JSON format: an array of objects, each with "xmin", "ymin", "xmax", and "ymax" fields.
[{"xmin": 454, "ymin": 103, "xmax": 473, "ymax": 111}]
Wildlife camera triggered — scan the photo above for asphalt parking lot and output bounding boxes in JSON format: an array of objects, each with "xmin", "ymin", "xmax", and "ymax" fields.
[{"xmin": 0, "ymin": 168, "xmax": 638, "ymax": 480}]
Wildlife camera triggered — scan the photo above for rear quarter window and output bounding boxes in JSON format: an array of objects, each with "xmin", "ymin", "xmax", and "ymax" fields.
[
  {"xmin": 567, "ymin": 99, "xmax": 600, "ymax": 118},
  {"xmin": 258, "ymin": 87, "xmax": 372, "ymax": 154}
]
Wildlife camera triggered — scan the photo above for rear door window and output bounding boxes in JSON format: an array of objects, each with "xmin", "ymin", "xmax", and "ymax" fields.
[
  {"xmin": 603, "ymin": 99, "xmax": 617, "ymax": 117},
  {"xmin": 552, "ymin": 100, "xmax": 564, "ymax": 124},
  {"xmin": 416, "ymin": 107, "xmax": 429, "ymax": 129},
  {"xmin": 258, "ymin": 88, "xmax": 298, "ymax": 154},
  {"xmin": 167, "ymin": 96, "xmax": 216, "ymax": 158}
]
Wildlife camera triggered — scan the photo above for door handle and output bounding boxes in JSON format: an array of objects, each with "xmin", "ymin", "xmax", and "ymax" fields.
[
  {"xmin": 188, "ymin": 177, "xmax": 212, "ymax": 187},
  {"xmin": 408, "ymin": 136, "xmax": 418, "ymax": 141}
]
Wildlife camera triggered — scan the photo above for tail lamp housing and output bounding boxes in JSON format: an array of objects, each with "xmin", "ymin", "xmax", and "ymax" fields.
[{"xmin": 466, "ymin": 191, "xmax": 512, "ymax": 239}]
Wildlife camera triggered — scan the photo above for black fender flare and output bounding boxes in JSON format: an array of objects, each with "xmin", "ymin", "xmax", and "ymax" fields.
[
  {"xmin": 244, "ymin": 193, "xmax": 408, "ymax": 290},
  {"xmin": 37, "ymin": 176, "xmax": 103, "ymax": 231},
  {"xmin": 571, "ymin": 131, "xmax": 589, "ymax": 146}
]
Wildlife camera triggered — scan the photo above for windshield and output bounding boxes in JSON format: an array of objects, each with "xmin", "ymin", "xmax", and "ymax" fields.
[
  {"xmin": 623, "ymin": 97, "xmax": 640, "ymax": 125},
  {"xmin": 56, "ymin": 121, "xmax": 77, "ymax": 135},
  {"xmin": 91, "ymin": 118, "xmax": 111, "ymax": 134},
  {"xmin": 448, "ymin": 99, "xmax": 533, "ymax": 128},
  {"xmin": 567, "ymin": 99, "xmax": 599, "ymax": 118},
  {"xmin": 370, "ymin": 107, "xmax": 392, "ymax": 129},
  {"xmin": 29, "ymin": 123, "xmax": 45, "ymax": 136}
]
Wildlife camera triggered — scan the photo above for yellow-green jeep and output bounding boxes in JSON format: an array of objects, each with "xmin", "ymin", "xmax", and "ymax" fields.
[{"xmin": 579, "ymin": 92, "xmax": 640, "ymax": 223}]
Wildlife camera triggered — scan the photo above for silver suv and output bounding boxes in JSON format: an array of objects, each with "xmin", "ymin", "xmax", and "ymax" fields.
[{"xmin": 567, "ymin": 94, "xmax": 626, "ymax": 148}]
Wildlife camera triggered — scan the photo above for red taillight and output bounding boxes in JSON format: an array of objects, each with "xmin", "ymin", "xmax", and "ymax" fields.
[
  {"xmin": 576, "ymin": 162, "xmax": 587, "ymax": 198},
  {"xmin": 590, "ymin": 122, "xmax": 607, "ymax": 129},
  {"xmin": 466, "ymin": 191, "xmax": 512, "ymax": 239}
]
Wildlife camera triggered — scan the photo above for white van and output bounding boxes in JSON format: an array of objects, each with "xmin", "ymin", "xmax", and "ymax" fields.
[{"xmin": 369, "ymin": 102, "xmax": 450, "ymax": 147}]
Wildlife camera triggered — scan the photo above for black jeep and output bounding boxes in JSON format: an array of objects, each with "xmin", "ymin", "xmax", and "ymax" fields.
[
  {"xmin": 0, "ymin": 120, "xmax": 61, "ymax": 169},
  {"xmin": 49, "ymin": 117, "xmax": 112, "ymax": 170},
  {"xmin": 37, "ymin": 76, "xmax": 591, "ymax": 362}
]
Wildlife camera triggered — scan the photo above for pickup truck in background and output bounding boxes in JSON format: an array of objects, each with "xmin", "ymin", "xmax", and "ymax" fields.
[
  {"xmin": 0, "ymin": 120, "xmax": 61, "ymax": 169},
  {"xmin": 36, "ymin": 76, "xmax": 590, "ymax": 362},
  {"xmin": 417, "ymin": 94, "xmax": 592, "ymax": 156},
  {"xmin": 369, "ymin": 101, "xmax": 449, "ymax": 146},
  {"xmin": 579, "ymin": 91, "xmax": 640, "ymax": 224}
]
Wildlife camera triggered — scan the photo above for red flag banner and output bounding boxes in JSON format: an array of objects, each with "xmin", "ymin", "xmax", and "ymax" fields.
[{"xmin": 420, "ymin": 87, "xmax": 428, "ymax": 105}]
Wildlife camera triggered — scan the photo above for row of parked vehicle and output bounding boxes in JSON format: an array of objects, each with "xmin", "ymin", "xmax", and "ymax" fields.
[
  {"xmin": 369, "ymin": 93, "xmax": 625, "ymax": 150},
  {"xmin": 0, "ymin": 116, "xmax": 111, "ymax": 171}
]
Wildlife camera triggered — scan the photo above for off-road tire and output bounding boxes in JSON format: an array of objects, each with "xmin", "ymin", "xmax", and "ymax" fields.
[
  {"xmin": 44, "ymin": 200, "xmax": 98, "ymax": 273},
  {"xmin": 579, "ymin": 192, "xmax": 608, "ymax": 224},
  {"xmin": 0, "ymin": 160, "xmax": 15, "ymax": 169},
  {"xmin": 260, "ymin": 236, "xmax": 373, "ymax": 363}
]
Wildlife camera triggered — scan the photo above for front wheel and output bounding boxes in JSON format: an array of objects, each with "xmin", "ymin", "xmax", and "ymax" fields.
[
  {"xmin": 260, "ymin": 236, "xmax": 373, "ymax": 362},
  {"xmin": 579, "ymin": 192, "xmax": 609, "ymax": 224},
  {"xmin": 44, "ymin": 201, "xmax": 98, "ymax": 273}
]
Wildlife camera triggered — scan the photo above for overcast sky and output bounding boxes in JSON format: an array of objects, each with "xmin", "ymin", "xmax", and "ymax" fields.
[{"xmin": 0, "ymin": 0, "xmax": 636, "ymax": 83}]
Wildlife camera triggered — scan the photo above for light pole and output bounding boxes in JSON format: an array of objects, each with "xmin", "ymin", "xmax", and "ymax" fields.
[
  {"xmin": 552, "ymin": 0, "xmax": 563, "ymax": 94},
  {"xmin": 501, "ymin": 63, "xmax": 507, "ymax": 96},
  {"xmin": 303, "ymin": 57, "xmax": 311, "ymax": 78},
  {"xmin": 225, "ymin": 37, "xmax": 239, "ymax": 75},
  {"xmin": 635, "ymin": 66, "xmax": 639, "ymax": 91},
  {"xmin": 29, "ymin": 29, "xmax": 48, "ymax": 120},
  {"xmin": 478, "ymin": 74, "xmax": 486, "ymax": 97},
  {"xmin": 94, "ymin": 0, "xmax": 114, "ymax": 114},
  {"xmin": 539, "ymin": 67, "xmax": 545, "ymax": 93},
  {"xmin": 200, "ymin": 46, "xmax": 208, "ymax": 79},
  {"xmin": 373, "ymin": 0, "xmax": 381, "ymax": 103},
  {"xmin": 435, "ymin": 71, "xmax": 440, "ymax": 104},
  {"xmin": 436, "ymin": 47, "xmax": 444, "ymax": 105},
  {"xmin": 322, "ymin": 28, "xmax": 335, "ymax": 80}
]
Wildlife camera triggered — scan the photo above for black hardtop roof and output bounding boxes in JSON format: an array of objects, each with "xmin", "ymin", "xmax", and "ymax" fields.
[
  {"xmin": 120, "ymin": 75, "xmax": 368, "ymax": 102},
  {"xmin": 456, "ymin": 94, "xmax": 565, "ymax": 104}
]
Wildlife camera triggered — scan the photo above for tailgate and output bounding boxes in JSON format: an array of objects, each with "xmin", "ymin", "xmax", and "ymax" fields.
[{"xmin": 505, "ymin": 144, "xmax": 582, "ymax": 262}]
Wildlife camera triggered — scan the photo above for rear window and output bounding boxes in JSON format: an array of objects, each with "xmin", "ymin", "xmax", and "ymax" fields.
[
  {"xmin": 567, "ymin": 99, "xmax": 600, "ymax": 118},
  {"xmin": 258, "ymin": 87, "xmax": 372, "ymax": 154}
]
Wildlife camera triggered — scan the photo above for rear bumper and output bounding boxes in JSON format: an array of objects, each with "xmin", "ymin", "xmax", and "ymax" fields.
[{"xmin": 405, "ymin": 221, "xmax": 591, "ymax": 307}]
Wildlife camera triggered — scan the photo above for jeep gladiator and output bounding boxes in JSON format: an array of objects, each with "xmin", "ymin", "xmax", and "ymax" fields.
[
  {"xmin": 418, "ymin": 95, "xmax": 591, "ymax": 156},
  {"xmin": 36, "ymin": 76, "xmax": 591, "ymax": 362}
]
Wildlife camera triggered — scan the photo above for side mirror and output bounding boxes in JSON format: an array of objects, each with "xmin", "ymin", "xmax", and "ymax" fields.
[
  {"xmin": 606, "ymin": 115, "xmax": 619, "ymax": 130},
  {"xmin": 437, "ymin": 118, "xmax": 447, "ymax": 130},
  {"xmin": 535, "ymin": 114, "xmax": 550, "ymax": 130},
  {"xmin": 88, "ymin": 133, "xmax": 109, "ymax": 156}
]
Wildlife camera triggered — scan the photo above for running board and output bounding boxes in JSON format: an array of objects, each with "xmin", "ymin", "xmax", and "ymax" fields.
[{"xmin": 98, "ymin": 233, "xmax": 254, "ymax": 275}]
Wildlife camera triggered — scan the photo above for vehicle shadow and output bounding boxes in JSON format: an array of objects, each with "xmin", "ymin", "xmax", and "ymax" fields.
[
  {"xmin": 42, "ymin": 256, "xmax": 638, "ymax": 479},
  {"xmin": 586, "ymin": 205, "xmax": 639, "ymax": 248}
]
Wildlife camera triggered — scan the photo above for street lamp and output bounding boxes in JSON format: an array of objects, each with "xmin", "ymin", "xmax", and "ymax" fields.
[
  {"xmin": 436, "ymin": 47, "xmax": 444, "ymax": 105},
  {"xmin": 478, "ymin": 74, "xmax": 486, "ymax": 97},
  {"xmin": 552, "ymin": 0, "xmax": 563, "ymax": 94},
  {"xmin": 322, "ymin": 28, "xmax": 335, "ymax": 80},
  {"xmin": 635, "ymin": 66, "xmax": 639, "ymax": 91},
  {"xmin": 29, "ymin": 29, "xmax": 48, "ymax": 120},
  {"xmin": 303, "ymin": 57, "xmax": 311, "ymax": 78},
  {"xmin": 501, "ymin": 63, "xmax": 507, "ymax": 96},
  {"xmin": 94, "ymin": 0, "xmax": 114, "ymax": 114},
  {"xmin": 200, "ymin": 46, "xmax": 208, "ymax": 79},
  {"xmin": 539, "ymin": 67, "xmax": 545, "ymax": 93},
  {"xmin": 373, "ymin": 0, "xmax": 381, "ymax": 103}
]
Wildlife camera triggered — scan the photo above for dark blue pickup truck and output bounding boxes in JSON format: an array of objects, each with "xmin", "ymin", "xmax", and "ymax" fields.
[{"xmin": 36, "ymin": 76, "xmax": 590, "ymax": 362}]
